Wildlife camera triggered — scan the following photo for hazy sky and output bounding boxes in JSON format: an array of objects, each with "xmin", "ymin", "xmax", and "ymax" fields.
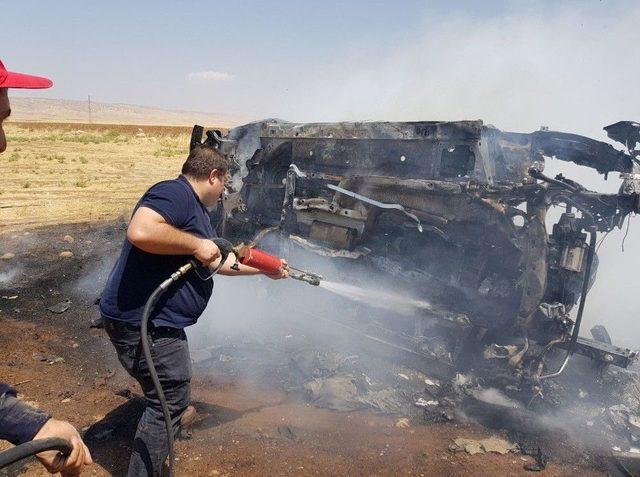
[
  {"xmin": 3, "ymin": 1, "xmax": 637, "ymax": 135},
  {"xmin": 3, "ymin": 0, "xmax": 639, "ymax": 345}
]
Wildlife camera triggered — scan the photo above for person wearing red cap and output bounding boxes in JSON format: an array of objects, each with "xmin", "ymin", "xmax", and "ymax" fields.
[
  {"xmin": 0, "ymin": 59, "xmax": 53, "ymax": 152},
  {"xmin": 0, "ymin": 60, "xmax": 93, "ymax": 475}
]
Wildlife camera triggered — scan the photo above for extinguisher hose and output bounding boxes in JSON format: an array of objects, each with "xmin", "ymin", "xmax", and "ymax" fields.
[
  {"xmin": 0, "ymin": 437, "xmax": 72, "ymax": 469},
  {"xmin": 140, "ymin": 238, "xmax": 232, "ymax": 477}
]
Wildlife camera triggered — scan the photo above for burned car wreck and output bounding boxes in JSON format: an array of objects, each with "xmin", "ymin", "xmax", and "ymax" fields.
[{"xmin": 192, "ymin": 119, "xmax": 640, "ymax": 406}]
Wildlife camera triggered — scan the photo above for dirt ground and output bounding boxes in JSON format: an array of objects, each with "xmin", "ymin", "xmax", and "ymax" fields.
[{"xmin": 0, "ymin": 222, "xmax": 610, "ymax": 477}]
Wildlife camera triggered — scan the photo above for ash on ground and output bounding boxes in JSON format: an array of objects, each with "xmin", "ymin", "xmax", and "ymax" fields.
[{"xmin": 189, "ymin": 330, "xmax": 640, "ymax": 473}]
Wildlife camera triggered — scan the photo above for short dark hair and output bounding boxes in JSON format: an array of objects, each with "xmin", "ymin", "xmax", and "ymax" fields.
[{"xmin": 181, "ymin": 145, "xmax": 230, "ymax": 180}]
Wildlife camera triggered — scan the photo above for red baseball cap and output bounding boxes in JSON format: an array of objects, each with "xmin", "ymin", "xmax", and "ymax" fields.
[{"xmin": 0, "ymin": 60, "xmax": 52, "ymax": 89}]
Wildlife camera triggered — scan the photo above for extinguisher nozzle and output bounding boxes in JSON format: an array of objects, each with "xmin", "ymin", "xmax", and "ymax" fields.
[{"xmin": 290, "ymin": 270, "xmax": 322, "ymax": 286}]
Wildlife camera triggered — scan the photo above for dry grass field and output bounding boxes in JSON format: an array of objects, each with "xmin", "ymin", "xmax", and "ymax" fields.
[{"xmin": 0, "ymin": 122, "xmax": 226, "ymax": 233}]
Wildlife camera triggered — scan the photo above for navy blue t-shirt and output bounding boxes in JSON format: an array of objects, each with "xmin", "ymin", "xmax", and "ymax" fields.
[{"xmin": 100, "ymin": 175, "xmax": 216, "ymax": 328}]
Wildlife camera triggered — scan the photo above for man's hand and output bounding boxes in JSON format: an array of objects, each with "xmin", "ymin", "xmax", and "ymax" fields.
[
  {"xmin": 33, "ymin": 418, "xmax": 92, "ymax": 476},
  {"xmin": 193, "ymin": 238, "xmax": 221, "ymax": 267},
  {"xmin": 265, "ymin": 258, "xmax": 289, "ymax": 280}
]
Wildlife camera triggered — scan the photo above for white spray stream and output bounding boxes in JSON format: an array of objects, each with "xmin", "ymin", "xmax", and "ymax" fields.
[{"xmin": 318, "ymin": 280, "xmax": 431, "ymax": 316}]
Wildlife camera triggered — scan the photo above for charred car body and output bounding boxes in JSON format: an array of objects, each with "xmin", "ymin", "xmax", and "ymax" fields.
[{"xmin": 192, "ymin": 119, "xmax": 640, "ymax": 402}]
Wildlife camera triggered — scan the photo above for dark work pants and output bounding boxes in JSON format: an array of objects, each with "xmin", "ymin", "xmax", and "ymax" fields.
[{"xmin": 104, "ymin": 318, "xmax": 191, "ymax": 477}]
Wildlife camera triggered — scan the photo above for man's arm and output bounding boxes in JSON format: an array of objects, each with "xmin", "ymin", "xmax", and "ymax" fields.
[
  {"xmin": 215, "ymin": 254, "xmax": 262, "ymax": 276},
  {"xmin": 212, "ymin": 254, "xmax": 289, "ymax": 279},
  {"xmin": 0, "ymin": 382, "xmax": 51, "ymax": 445},
  {"xmin": 127, "ymin": 206, "xmax": 221, "ymax": 266},
  {"xmin": 0, "ymin": 382, "xmax": 92, "ymax": 475}
]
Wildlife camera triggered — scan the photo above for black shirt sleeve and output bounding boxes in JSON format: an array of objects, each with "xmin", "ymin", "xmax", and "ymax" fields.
[
  {"xmin": 138, "ymin": 180, "xmax": 191, "ymax": 228},
  {"xmin": 0, "ymin": 382, "xmax": 51, "ymax": 445}
]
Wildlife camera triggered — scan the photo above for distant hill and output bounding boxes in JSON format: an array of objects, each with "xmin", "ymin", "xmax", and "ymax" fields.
[{"xmin": 8, "ymin": 97, "xmax": 243, "ymax": 127}]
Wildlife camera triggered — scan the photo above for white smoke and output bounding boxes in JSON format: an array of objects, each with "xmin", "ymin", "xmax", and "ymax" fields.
[
  {"xmin": 274, "ymin": 1, "xmax": 640, "ymax": 141},
  {"xmin": 0, "ymin": 268, "xmax": 20, "ymax": 286}
]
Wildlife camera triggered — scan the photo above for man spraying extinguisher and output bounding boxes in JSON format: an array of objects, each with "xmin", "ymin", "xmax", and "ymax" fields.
[{"xmin": 100, "ymin": 143, "xmax": 289, "ymax": 476}]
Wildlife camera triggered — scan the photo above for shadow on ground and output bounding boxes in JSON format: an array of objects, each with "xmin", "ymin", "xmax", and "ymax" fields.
[{"xmin": 83, "ymin": 395, "xmax": 260, "ymax": 474}]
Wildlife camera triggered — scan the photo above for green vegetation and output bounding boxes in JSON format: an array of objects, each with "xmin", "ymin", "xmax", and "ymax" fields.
[
  {"xmin": 153, "ymin": 146, "xmax": 183, "ymax": 158},
  {"xmin": 44, "ymin": 130, "xmax": 126, "ymax": 144},
  {"xmin": 8, "ymin": 129, "xmax": 131, "ymax": 145},
  {"xmin": 5, "ymin": 135, "xmax": 32, "ymax": 142}
]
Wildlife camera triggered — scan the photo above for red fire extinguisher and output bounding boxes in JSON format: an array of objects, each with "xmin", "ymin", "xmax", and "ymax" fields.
[
  {"xmin": 237, "ymin": 246, "xmax": 284, "ymax": 275},
  {"xmin": 234, "ymin": 244, "xmax": 321, "ymax": 285}
]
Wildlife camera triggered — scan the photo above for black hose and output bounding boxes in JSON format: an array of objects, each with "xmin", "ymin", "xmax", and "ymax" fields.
[
  {"xmin": 140, "ymin": 277, "xmax": 179, "ymax": 476},
  {"xmin": 140, "ymin": 239, "xmax": 232, "ymax": 476},
  {"xmin": 0, "ymin": 437, "xmax": 72, "ymax": 469}
]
